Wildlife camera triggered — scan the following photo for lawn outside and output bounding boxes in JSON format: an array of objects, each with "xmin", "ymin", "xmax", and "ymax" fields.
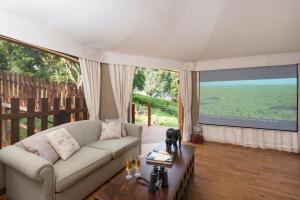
[{"xmin": 133, "ymin": 93, "xmax": 178, "ymax": 128}]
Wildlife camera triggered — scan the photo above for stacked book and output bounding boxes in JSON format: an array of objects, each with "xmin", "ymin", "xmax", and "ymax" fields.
[{"xmin": 146, "ymin": 150, "xmax": 174, "ymax": 167}]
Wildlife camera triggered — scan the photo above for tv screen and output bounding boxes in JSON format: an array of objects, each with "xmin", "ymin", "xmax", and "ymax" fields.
[{"xmin": 199, "ymin": 65, "xmax": 298, "ymax": 131}]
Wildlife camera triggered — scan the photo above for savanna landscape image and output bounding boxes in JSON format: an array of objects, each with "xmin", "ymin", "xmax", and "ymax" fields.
[{"xmin": 199, "ymin": 78, "xmax": 297, "ymax": 122}]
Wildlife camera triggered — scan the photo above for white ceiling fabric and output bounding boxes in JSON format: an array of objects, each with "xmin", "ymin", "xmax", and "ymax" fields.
[{"xmin": 0, "ymin": 0, "xmax": 300, "ymax": 69}]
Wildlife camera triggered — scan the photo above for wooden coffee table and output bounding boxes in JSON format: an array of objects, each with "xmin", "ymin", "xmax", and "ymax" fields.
[{"xmin": 94, "ymin": 143, "xmax": 195, "ymax": 200}]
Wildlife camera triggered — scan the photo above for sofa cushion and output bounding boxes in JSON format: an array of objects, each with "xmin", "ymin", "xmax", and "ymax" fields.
[
  {"xmin": 100, "ymin": 121, "xmax": 122, "ymax": 140},
  {"xmin": 20, "ymin": 133, "xmax": 60, "ymax": 164},
  {"xmin": 32, "ymin": 120, "xmax": 102, "ymax": 147},
  {"xmin": 54, "ymin": 146, "xmax": 112, "ymax": 192},
  {"xmin": 105, "ymin": 119, "xmax": 126, "ymax": 136},
  {"xmin": 47, "ymin": 128, "xmax": 80, "ymax": 160},
  {"xmin": 87, "ymin": 136, "xmax": 139, "ymax": 159}
]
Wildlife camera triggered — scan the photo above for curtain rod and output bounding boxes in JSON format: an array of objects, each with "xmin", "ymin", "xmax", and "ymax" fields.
[{"xmin": 0, "ymin": 35, "xmax": 79, "ymax": 63}]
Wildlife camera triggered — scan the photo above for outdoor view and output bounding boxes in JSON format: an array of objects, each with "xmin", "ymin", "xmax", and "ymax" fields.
[
  {"xmin": 0, "ymin": 40, "xmax": 81, "ymax": 87},
  {"xmin": 0, "ymin": 39, "xmax": 81, "ymax": 141},
  {"xmin": 0, "ymin": 39, "xmax": 179, "ymax": 146},
  {"xmin": 199, "ymin": 78, "xmax": 298, "ymax": 131},
  {"xmin": 132, "ymin": 68, "xmax": 178, "ymax": 127}
]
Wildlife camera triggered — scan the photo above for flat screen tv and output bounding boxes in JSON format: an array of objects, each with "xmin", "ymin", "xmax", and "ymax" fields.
[{"xmin": 199, "ymin": 65, "xmax": 298, "ymax": 132}]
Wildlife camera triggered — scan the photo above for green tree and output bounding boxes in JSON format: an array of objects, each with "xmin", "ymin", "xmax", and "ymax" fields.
[
  {"xmin": 144, "ymin": 69, "xmax": 159, "ymax": 96},
  {"xmin": 134, "ymin": 68, "xmax": 178, "ymax": 102},
  {"xmin": 0, "ymin": 40, "xmax": 81, "ymax": 88},
  {"xmin": 0, "ymin": 45, "xmax": 8, "ymax": 70},
  {"xmin": 133, "ymin": 67, "xmax": 146, "ymax": 91}
]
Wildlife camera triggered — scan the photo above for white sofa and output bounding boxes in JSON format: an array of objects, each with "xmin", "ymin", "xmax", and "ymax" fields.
[{"xmin": 0, "ymin": 120, "xmax": 142, "ymax": 200}]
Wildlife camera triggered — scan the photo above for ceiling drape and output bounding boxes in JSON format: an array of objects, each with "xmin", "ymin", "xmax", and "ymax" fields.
[
  {"xmin": 109, "ymin": 64, "xmax": 135, "ymax": 125},
  {"xmin": 79, "ymin": 58, "xmax": 101, "ymax": 120},
  {"xmin": 179, "ymin": 70, "xmax": 192, "ymax": 141}
]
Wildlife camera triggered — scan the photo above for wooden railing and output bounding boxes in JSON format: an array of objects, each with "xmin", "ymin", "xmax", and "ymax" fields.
[
  {"xmin": 132, "ymin": 102, "xmax": 181, "ymax": 129},
  {"xmin": 131, "ymin": 103, "xmax": 152, "ymax": 126},
  {"xmin": 0, "ymin": 97, "xmax": 88, "ymax": 148},
  {"xmin": 0, "ymin": 71, "xmax": 84, "ymax": 109}
]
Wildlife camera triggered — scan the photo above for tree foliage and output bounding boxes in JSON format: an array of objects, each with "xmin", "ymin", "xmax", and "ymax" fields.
[
  {"xmin": 133, "ymin": 67, "xmax": 178, "ymax": 102},
  {"xmin": 0, "ymin": 40, "xmax": 178, "ymax": 100},
  {"xmin": 0, "ymin": 40, "xmax": 81, "ymax": 88},
  {"xmin": 133, "ymin": 67, "xmax": 146, "ymax": 91}
]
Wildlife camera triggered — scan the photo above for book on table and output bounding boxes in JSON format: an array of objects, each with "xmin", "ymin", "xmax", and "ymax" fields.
[{"xmin": 146, "ymin": 150, "xmax": 174, "ymax": 167}]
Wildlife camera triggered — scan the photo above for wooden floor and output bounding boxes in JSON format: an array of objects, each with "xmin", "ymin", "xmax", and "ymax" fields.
[
  {"xmin": 189, "ymin": 142, "xmax": 300, "ymax": 200},
  {"xmin": 86, "ymin": 142, "xmax": 300, "ymax": 200},
  {"xmin": 1, "ymin": 142, "xmax": 300, "ymax": 200}
]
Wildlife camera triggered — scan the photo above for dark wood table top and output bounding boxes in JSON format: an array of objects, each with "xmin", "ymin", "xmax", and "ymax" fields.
[{"xmin": 94, "ymin": 144, "xmax": 195, "ymax": 200}]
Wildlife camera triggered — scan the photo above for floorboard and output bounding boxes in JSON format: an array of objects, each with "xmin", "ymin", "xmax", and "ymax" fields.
[
  {"xmin": 1, "ymin": 141, "xmax": 300, "ymax": 200},
  {"xmin": 189, "ymin": 142, "xmax": 300, "ymax": 200}
]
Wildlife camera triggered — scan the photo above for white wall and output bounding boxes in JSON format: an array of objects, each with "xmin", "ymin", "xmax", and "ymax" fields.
[{"xmin": 192, "ymin": 52, "xmax": 300, "ymax": 71}]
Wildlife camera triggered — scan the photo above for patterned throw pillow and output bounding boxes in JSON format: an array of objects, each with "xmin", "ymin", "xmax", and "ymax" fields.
[
  {"xmin": 104, "ymin": 119, "xmax": 126, "ymax": 137},
  {"xmin": 20, "ymin": 134, "xmax": 60, "ymax": 164},
  {"xmin": 100, "ymin": 121, "xmax": 122, "ymax": 140},
  {"xmin": 46, "ymin": 128, "xmax": 80, "ymax": 160}
]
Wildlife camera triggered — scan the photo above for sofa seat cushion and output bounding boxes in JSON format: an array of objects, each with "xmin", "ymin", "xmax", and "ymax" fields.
[
  {"xmin": 54, "ymin": 146, "xmax": 112, "ymax": 192},
  {"xmin": 87, "ymin": 136, "xmax": 139, "ymax": 159}
]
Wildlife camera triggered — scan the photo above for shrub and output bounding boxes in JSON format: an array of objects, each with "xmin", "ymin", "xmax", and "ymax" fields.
[{"xmin": 132, "ymin": 93, "xmax": 177, "ymax": 116}]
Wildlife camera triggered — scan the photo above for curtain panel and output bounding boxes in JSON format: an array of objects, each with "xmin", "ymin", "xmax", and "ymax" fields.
[
  {"xmin": 179, "ymin": 70, "xmax": 192, "ymax": 141},
  {"xmin": 79, "ymin": 58, "xmax": 101, "ymax": 120},
  {"xmin": 109, "ymin": 64, "xmax": 135, "ymax": 123},
  {"xmin": 202, "ymin": 125, "xmax": 299, "ymax": 153}
]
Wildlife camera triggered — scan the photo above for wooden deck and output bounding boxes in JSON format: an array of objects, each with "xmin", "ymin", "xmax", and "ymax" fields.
[
  {"xmin": 141, "ymin": 125, "xmax": 167, "ymax": 144},
  {"xmin": 140, "ymin": 125, "xmax": 167, "ymax": 156}
]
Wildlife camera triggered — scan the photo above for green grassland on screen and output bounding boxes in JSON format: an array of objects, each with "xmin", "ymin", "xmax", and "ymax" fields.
[{"xmin": 200, "ymin": 85, "xmax": 297, "ymax": 121}]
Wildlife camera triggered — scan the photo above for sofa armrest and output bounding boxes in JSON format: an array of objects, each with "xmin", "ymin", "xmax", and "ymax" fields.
[
  {"xmin": 125, "ymin": 123, "xmax": 142, "ymax": 139},
  {"xmin": 125, "ymin": 123, "xmax": 142, "ymax": 154},
  {"xmin": 0, "ymin": 145, "xmax": 54, "ymax": 182}
]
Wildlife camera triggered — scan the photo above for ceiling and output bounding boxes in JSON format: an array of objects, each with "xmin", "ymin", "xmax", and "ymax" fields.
[{"xmin": 1, "ymin": 0, "xmax": 300, "ymax": 62}]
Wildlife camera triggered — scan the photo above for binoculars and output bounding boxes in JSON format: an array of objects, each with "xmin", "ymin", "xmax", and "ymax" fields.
[{"xmin": 148, "ymin": 166, "xmax": 168, "ymax": 193}]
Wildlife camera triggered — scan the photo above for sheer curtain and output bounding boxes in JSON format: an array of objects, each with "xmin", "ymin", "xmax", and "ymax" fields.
[
  {"xmin": 179, "ymin": 70, "xmax": 192, "ymax": 141},
  {"xmin": 79, "ymin": 58, "xmax": 101, "ymax": 120},
  {"xmin": 202, "ymin": 125, "xmax": 299, "ymax": 152},
  {"xmin": 109, "ymin": 64, "xmax": 135, "ymax": 122}
]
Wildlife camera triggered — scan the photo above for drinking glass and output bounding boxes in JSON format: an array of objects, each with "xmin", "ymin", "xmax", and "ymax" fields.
[
  {"xmin": 134, "ymin": 157, "xmax": 141, "ymax": 177},
  {"xmin": 126, "ymin": 160, "xmax": 133, "ymax": 179}
]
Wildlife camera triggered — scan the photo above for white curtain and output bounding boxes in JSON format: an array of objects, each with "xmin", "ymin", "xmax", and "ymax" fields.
[
  {"xmin": 179, "ymin": 70, "xmax": 192, "ymax": 141},
  {"xmin": 79, "ymin": 58, "xmax": 101, "ymax": 120},
  {"xmin": 202, "ymin": 125, "xmax": 299, "ymax": 153},
  {"xmin": 109, "ymin": 64, "xmax": 135, "ymax": 122}
]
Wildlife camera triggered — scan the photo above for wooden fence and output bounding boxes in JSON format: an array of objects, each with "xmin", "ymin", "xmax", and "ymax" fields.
[
  {"xmin": 131, "ymin": 103, "xmax": 152, "ymax": 126},
  {"xmin": 0, "ymin": 71, "xmax": 84, "ymax": 109},
  {"xmin": 0, "ymin": 97, "xmax": 88, "ymax": 148}
]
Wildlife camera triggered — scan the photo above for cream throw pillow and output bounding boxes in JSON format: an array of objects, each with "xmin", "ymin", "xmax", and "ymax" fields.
[
  {"xmin": 21, "ymin": 134, "xmax": 60, "ymax": 164},
  {"xmin": 46, "ymin": 128, "xmax": 80, "ymax": 160},
  {"xmin": 104, "ymin": 119, "xmax": 126, "ymax": 137},
  {"xmin": 100, "ymin": 121, "xmax": 122, "ymax": 140}
]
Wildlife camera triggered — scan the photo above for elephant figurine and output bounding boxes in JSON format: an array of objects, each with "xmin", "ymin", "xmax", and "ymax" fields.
[{"xmin": 165, "ymin": 128, "xmax": 181, "ymax": 152}]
